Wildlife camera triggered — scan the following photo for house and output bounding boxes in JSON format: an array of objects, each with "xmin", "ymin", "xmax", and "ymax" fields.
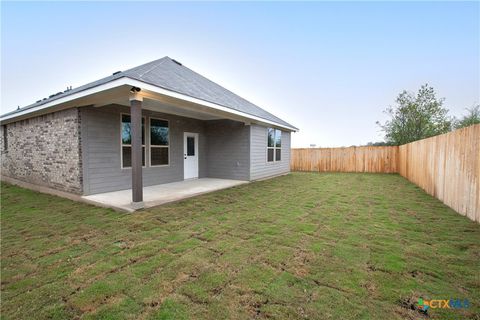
[{"xmin": 0, "ymin": 57, "xmax": 297, "ymax": 210}]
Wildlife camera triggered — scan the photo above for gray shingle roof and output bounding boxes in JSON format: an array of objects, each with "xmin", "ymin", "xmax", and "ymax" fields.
[{"xmin": 2, "ymin": 57, "xmax": 296, "ymax": 129}]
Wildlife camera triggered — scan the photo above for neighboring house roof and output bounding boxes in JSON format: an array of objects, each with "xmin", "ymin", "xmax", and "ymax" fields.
[{"xmin": 1, "ymin": 57, "xmax": 297, "ymax": 130}]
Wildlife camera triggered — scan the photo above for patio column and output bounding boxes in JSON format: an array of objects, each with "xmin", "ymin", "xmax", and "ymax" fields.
[{"xmin": 130, "ymin": 91, "xmax": 144, "ymax": 209}]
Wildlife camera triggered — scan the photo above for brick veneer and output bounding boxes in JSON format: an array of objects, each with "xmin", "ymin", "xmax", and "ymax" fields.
[{"xmin": 1, "ymin": 108, "xmax": 83, "ymax": 194}]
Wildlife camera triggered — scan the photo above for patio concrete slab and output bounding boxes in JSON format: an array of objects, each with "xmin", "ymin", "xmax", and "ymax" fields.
[{"xmin": 82, "ymin": 178, "xmax": 248, "ymax": 212}]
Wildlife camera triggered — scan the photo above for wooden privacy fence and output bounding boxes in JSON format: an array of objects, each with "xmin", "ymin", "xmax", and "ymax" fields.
[
  {"xmin": 398, "ymin": 124, "xmax": 479, "ymax": 223},
  {"xmin": 291, "ymin": 146, "xmax": 398, "ymax": 173},
  {"xmin": 291, "ymin": 124, "xmax": 480, "ymax": 222}
]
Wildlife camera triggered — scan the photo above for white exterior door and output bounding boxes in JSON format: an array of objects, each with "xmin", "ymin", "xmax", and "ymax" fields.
[{"xmin": 184, "ymin": 132, "xmax": 199, "ymax": 180}]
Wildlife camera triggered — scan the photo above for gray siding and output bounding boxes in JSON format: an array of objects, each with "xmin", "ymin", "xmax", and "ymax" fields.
[
  {"xmin": 81, "ymin": 105, "xmax": 207, "ymax": 195},
  {"xmin": 205, "ymin": 120, "xmax": 250, "ymax": 180},
  {"xmin": 81, "ymin": 106, "xmax": 291, "ymax": 195},
  {"xmin": 250, "ymin": 124, "xmax": 291, "ymax": 180}
]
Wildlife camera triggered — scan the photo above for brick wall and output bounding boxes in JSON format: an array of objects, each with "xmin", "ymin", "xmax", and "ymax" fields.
[{"xmin": 1, "ymin": 108, "xmax": 83, "ymax": 194}]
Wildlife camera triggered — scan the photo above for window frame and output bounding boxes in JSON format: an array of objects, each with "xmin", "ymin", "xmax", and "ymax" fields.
[
  {"xmin": 120, "ymin": 113, "xmax": 146, "ymax": 169},
  {"xmin": 149, "ymin": 117, "xmax": 170, "ymax": 167},
  {"xmin": 266, "ymin": 127, "xmax": 282, "ymax": 163}
]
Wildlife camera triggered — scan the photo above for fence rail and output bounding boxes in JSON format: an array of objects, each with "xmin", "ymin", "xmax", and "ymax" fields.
[{"xmin": 291, "ymin": 124, "xmax": 480, "ymax": 222}]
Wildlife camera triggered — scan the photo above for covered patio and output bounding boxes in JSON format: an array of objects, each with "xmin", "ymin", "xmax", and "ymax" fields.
[
  {"xmin": 82, "ymin": 178, "xmax": 248, "ymax": 212},
  {"xmin": 75, "ymin": 58, "xmax": 294, "ymax": 210},
  {"xmin": 1, "ymin": 57, "xmax": 295, "ymax": 211}
]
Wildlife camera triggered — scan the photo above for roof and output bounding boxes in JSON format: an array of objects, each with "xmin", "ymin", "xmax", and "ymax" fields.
[{"xmin": 1, "ymin": 57, "xmax": 297, "ymax": 130}]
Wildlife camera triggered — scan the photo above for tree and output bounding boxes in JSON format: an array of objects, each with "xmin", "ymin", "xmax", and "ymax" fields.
[
  {"xmin": 376, "ymin": 84, "xmax": 453, "ymax": 145},
  {"xmin": 365, "ymin": 141, "xmax": 392, "ymax": 146},
  {"xmin": 455, "ymin": 105, "xmax": 480, "ymax": 129}
]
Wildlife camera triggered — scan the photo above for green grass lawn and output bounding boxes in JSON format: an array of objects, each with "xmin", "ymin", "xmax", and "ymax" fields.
[{"xmin": 1, "ymin": 173, "xmax": 479, "ymax": 320}]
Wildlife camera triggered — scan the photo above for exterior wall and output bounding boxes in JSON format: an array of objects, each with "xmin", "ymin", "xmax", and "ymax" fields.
[
  {"xmin": 205, "ymin": 120, "xmax": 250, "ymax": 180},
  {"xmin": 0, "ymin": 124, "xmax": 4, "ymax": 153},
  {"xmin": 250, "ymin": 124, "xmax": 291, "ymax": 180},
  {"xmin": 1, "ymin": 103, "xmax": 293, "ymax": 196},
  {"xmin": 82, "ymin": 106, "xmax": 291, "ymax": 194},
  {"xmin": 81, "ymin": 105, "xmax": 208, "ymax": 195},
  {"xmin": 0, "ymin": 108, "xmax": 83, "ymax": 194}
]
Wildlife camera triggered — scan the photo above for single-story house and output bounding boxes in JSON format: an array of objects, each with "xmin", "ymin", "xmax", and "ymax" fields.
[{"xmin": 0, "ymin": 57, "xmax": 297, "ymax": 210}]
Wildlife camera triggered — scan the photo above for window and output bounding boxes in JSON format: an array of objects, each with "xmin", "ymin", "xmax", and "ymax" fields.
[
  {"xmin": 267, "ymin": 128, "xmax": 282, "ymax": 162},
  {"xmin": 121, "ymin": 114, "xmax": 145, "ymax": 168},
  {"xmin": 150, "ymin": 118, "xmax": 169, "ymax": 166},
  {"xmin": 187, "ymin": 136, "xmax": 195, "ymax": 156}
]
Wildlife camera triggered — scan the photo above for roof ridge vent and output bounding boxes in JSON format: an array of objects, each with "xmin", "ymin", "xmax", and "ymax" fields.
[{"xmin": 171, "ymin": 59, "xmax": 182, "ymax": 66}]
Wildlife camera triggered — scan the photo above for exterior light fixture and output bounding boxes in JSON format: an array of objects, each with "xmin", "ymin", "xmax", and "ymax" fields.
[{"xmin": 130, "ymin": 86, "xmax": 141, "ymax": 93}]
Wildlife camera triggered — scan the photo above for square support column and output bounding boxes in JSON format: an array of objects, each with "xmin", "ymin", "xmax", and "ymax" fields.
[{"xmin": 130, "ymin": 95, "xmax": 144, "ymax": 209}]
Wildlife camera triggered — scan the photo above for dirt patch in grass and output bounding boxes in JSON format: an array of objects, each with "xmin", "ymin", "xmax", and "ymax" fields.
[{"xmin": 397, "ymin": 295, "xmax": 429, "ymax": 319}]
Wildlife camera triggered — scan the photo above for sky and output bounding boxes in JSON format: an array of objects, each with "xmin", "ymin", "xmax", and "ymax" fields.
[{"xmin": 1, "ymin": 1, "xmax": 479, "ymax": 147}]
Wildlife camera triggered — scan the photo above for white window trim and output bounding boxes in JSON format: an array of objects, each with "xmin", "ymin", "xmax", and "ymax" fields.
[
  {"xmin": 120, "ymin": 113, "xmax": 146, "ymax": 169},
  {"xmin": 267, "ymin": 128, "xmax": 282, "ymax": 163},
  {"xmin": 149, "ymin": 117, "xmax": 170, "ymax": 167}
]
